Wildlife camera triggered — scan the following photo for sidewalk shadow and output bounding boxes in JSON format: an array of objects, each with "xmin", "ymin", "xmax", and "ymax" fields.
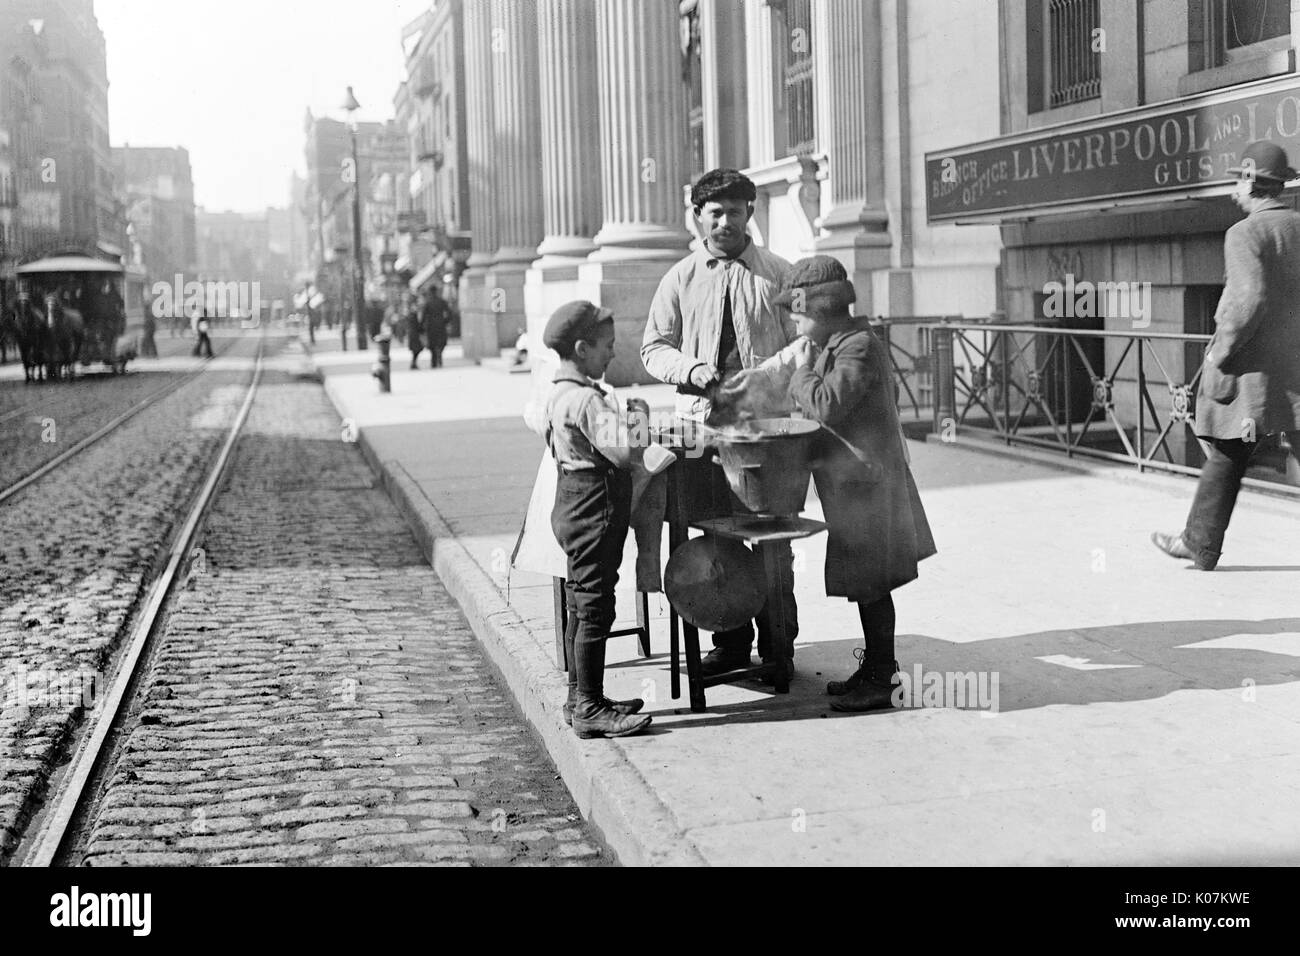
[{"xmin": 638, "ymin": 616, "xmax": 1300, "ymax": 729}]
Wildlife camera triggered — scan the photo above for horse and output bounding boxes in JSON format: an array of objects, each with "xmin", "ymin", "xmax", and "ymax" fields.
[
  {"xmin": 44, "ymin": 293, "xmax": 85, "ymax": 381},
  {"xmin": 15, "ymin": 296, "xmax": 48, "ymax": 383}
]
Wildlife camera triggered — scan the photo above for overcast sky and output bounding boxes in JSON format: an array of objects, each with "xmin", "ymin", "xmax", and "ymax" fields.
[{"xmin": 97, "ymin": 0, "xmax": 430, "ymax": 213}]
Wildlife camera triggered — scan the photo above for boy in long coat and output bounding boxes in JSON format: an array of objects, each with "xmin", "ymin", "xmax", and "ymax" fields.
[
  {"xmin": 1153, "ymin": 141, "xmax": 1300, "ymax": 570},
  {"xmin": 737, "ymin": 255, "xmax": 936, "ymax": 710}
]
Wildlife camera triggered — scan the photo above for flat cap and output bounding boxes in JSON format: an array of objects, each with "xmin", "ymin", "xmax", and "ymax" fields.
[
  {"xmin": 774, "ymin": 255, "xmax": 856, "ymax": 311},
  {"xmin": 542, "ymin": 300, "xmax": 614, "ymax": 353}
]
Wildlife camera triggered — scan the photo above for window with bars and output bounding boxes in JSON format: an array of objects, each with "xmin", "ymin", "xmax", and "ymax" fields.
[
  {"xmin": 1047, "ymin": 0, "xmax": 1101, "ymax": 107},
  {"xmin": 782, "ymin": 0, "xmax": 816, "ymax": 157}
]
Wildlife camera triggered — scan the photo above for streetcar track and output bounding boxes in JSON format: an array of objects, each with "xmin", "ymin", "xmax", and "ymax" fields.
[
  {"xmin": 0, "ymin": 340, "xmax": 240, "ymax": 507},
  {"xmin": 18, "ymin": 334, "xmax": 268, "ymax": 867}
]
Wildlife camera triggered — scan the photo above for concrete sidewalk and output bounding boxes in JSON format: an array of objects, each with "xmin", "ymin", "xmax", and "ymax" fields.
[{"xmin": 309, "ymin": 336, "xmax": 1300, "ymax": 866}]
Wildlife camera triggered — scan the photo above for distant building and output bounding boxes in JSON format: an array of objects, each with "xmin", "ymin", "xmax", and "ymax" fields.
[
  {"xmin": 113, "ymin": 146, "xmax": 197, "ymax": 283},
  {"xmin": 0, "ymin": 0, "xmax": 118, "ymax": 261},
  {"xmin": 195, "ymin": 208, "xmax": 291, "ymax": 314},
  {"xmin": 0, "ymin": 128, "xmax": 16, "ymax": 305},
  {"xmin": 395, "ymin": 0, "xmax": 470, "ymax": 295}
]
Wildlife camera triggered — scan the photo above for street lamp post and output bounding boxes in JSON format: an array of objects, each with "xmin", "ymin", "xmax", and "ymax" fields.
[{"xmin": 343, "ymin": 86, "xmax": 367, "ymax": 351}]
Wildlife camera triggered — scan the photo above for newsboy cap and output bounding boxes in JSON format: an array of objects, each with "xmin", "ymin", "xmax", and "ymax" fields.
[
  {"xmin": 542, "ymin": 300, "xmax": 614, "ymax": 353},
  {"xmin": 773, "ymin": 255, "xmax": 857, "ymax": 311},
  {"xmin": 1228, "ymin": 140, "xmax": 1297, "ymax": 184}
]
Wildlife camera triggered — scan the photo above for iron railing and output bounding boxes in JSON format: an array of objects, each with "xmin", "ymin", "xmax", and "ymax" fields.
[
  {"xmin": 925, "ymin": 321, "xmax": 1300, "ymax": 494},
  {"xmin": 867, "ymin": 315, "xmax": 969, "ymax": 422}
]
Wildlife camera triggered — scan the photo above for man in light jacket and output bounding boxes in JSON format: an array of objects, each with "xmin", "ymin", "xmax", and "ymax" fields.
[
  {"xmin": 641, "ymin": 168, "xmax": 797, "ymax": 678},
  {"xmin": 1153, "ymin": 141, "xmax": 1300, "ymax": 570}
]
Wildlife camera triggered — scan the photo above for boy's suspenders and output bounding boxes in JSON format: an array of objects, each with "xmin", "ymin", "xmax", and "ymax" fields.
[{"xmin": 546, "ymin": 377, "xmax": 610, "ymax": 465}]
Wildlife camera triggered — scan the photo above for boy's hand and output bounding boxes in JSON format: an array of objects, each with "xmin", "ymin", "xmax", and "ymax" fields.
[
  {"xmin": 792, "ymin": 337, "xmax": 816, "ymax": 368},
  {"xmin": 625, "ymin": 397, "xmax": 650, "ymax": 418}
]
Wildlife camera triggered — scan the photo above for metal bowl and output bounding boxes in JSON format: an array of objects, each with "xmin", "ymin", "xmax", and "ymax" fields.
[{"xmin": 709, "ymin": 418, "xmax": 820, "ymax": 515}]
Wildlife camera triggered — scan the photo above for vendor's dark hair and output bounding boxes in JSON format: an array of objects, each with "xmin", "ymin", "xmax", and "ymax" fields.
[
  {"xmin": 1251, "ymin": 179, "xmax": 1285, "ymax": 198},
  {"xmin": 691, "ymin": 168, "xmax": 757, "ymax": 209}
]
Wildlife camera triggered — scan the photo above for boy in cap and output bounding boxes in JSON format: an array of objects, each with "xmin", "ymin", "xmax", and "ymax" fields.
[
  {"xmin": 544, "ymin": 300, "xmax": 654, "ymax": 738},
  {"xmin": 731, "ymin": 255, "xmax": 937, "ymax": 710}
]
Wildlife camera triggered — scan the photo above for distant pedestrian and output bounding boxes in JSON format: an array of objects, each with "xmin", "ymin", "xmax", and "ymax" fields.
[
  {"xmin": 191, "ymin": 309, "xmax": 213, "ymax": 358},
  {"xmin": 1153, "ymin": 141, "xmax": 1300, "ymax": 569},
  {"xmin": 407, "ymin": 295, "xmax": 425, "ymax": 368},
  {"xmin": 141, "ymin": 302, "xmax": 158, "ymax": 357},
  {"xmin": 422, "ymin": 286, "xmax": 451, "ymax": 368}
]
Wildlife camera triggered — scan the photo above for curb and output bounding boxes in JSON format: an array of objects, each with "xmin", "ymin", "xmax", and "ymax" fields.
[{"xmin": 317, "ymin": 373, "xmax": 707, "ymax": 868}]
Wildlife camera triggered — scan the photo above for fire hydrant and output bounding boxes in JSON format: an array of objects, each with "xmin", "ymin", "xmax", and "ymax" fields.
[{"xmin": 371, "ymin": 323, "xmax": 392, "ymax": 393}]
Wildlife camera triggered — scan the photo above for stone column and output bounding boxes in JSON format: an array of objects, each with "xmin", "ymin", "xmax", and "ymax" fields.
[
  {"xmin": 526, "ymin": 0, "xmax": 604, "ymax": 381},
  {"xmin": 458, "ymin": 0, "xmax": 499, "ymax": 358},
  {"xmin": 574, "ymin": 0, "xmax": 692, "ymax": 386},
  {"xmin": 744, "ymin": 0, "xmax": 777, "ymax": 167},
  {"xmin": 485, "ymin": 0, "xmax": 543, "ymax": 353},
  {"xmin": 535, "ymin": 0, "xmax": 602, "ymax": 267},
  {"xmin": 812, "ymin": 0, "xmax": 892, "ymax": 313},
  {"xmin": 700, "ymin": 0, "xmax": 748, "ymax": 170},
  {"xmin": 588, "ymin": 0, "xmax": 691, "ymax": 263}
]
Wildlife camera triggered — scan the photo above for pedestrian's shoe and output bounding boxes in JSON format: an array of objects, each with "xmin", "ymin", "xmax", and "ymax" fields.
[
  {"xmin": 698, "ymin": 647, "xmax": 754, "ymax": 678},
  {"xmin": 562, "ymin": 686, "xmax": 645, "ymax": 727},
  {"xmin": 409, "ymin": 362, "xmax": 419, "ymax": 370},
  {"xmin": 829, "ymin": 659, "xmax": 900, "ymax": 713},
  {"xmin": 571, "ymin": 693, "xmax": 652, "ymax": 739},
  {"xmin": 827, "ymin": 647, "xmax": 868, "ymax": 696},
  {"xmin": 1151, "ymin": 531, "xmax": 1194, "ymax": 561}
]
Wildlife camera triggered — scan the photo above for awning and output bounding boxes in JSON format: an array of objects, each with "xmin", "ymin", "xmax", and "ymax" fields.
[
  {"xmin": 18, "ymin": 255, "xmax": 125, "ymax": 274},
  {"xmin": 408, "ymin": 252, "xmax": 447, "ymax": 291}
]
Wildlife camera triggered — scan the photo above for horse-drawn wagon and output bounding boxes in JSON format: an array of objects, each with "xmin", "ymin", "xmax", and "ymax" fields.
[{"xmin": 12, "ymin": 254, "xmax": 146, "ymax": 381}]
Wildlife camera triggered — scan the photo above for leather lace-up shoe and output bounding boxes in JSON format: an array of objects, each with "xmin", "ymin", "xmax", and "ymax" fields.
[
  {"xmin": 699, "ymin": 647, "xmax": 754, "ymax": 678},
  {"xmin": 1151, "ymin": 531, "xmax": 1194, "ymax": 561},
  {"xmin": 572, "ymin": 694, "xmax": 652, "ymax": 739},
  {"xmin": 563, "ymin": 687, "xmax": 644, "ymax": 727},
  {"xmin": 1152, "ymin": 531, "xmax": 1217, "ymax": 569}
]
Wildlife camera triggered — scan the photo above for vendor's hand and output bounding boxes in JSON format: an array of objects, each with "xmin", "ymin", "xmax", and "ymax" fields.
[
  {"xmin": 689, "ymin": 363, "xmax": 719, "ymax": 390},
  {"xmin": 715, "ymin": 368, "xmax": 758, "ymax": 398}
]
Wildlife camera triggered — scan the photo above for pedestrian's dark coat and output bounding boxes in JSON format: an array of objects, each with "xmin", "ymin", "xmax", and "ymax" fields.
[
  {"xmin": 1197, "ymin": 199, "xmax": 1300, "ymax": 440},
  {"xmin": 422, "ymin": 295, "xmax": 451, "ymax": 344},
  {"xmin": 789, "ymin": 319, "xmax": 936, "ymax": 603}
]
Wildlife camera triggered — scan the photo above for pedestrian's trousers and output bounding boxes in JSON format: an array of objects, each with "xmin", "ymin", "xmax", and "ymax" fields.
[{"xmin": 1183, "ymin": 433, "xmax": 1300, "ymax": 568}]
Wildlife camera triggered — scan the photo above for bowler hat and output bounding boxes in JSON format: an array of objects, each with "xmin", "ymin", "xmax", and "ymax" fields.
[
  {"xmin": 1227, "ymin": 140, "xmax": 1297, "ymax": 184},
  {"xmin": 542, "ymin": 300, "xmax": 614, "ymax": 353}
]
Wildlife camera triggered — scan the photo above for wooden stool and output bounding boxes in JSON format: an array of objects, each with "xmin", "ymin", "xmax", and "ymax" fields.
[
  {"xmin": 552, "ymin": 578, "xmax": 652, "ymax": 671},
  {"xmin": 669, "ymin": 515, "xmax": 827, "ymax": 712}
]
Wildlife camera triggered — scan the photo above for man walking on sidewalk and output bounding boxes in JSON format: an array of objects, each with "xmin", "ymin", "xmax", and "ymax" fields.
[
  {"xmin": 641, "ymin": 168, "xmax": 797, "ymax": 678},
  {"xmin": 1153, "ymin": 141, "xmax": 1300, "ymax": 570}
]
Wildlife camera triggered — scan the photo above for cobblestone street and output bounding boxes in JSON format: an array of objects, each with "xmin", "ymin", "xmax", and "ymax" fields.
[
  {"xmin": 0, "ymin": 335, "xmax": 260, "ymax": 860},
  {"xmin": 73, "ymin": 348, "xmax": 607, "ymax": 866}
]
